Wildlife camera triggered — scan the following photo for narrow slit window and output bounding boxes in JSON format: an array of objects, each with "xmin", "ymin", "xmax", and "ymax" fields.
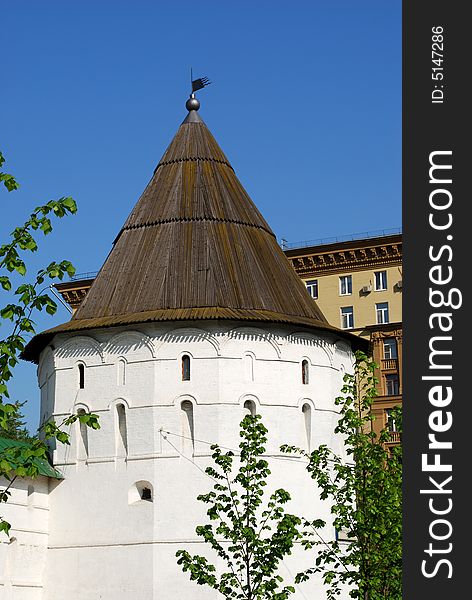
[
  {"xmin": 302, "ymin": 360, "xmax": 309, "ymax": 385},
  {"xmin": 244, "ymin": 353, "xmax": 254, "ymax": 382},
  {"xmin": 118, "ymin": 359, "xmax": 126, "ymax": 386},
  {"xmin": 181, "ymin": 400, "xmax": 195, "ymax": 454},
  {"xmin": 302, "ymin": 403, "xmax": 312, "ymax": 451},
  {"xmin": 116, "ymin": 403, "xmax": 128, "ymax": 456},
  {"xmin": 182, "ymin": 355, "xmax": 191, "ymax": 381},
  {"xmin": 77, "ymin": 408, "xmax": 89, "ymax": 458},
  {"xmin": 78, "ymin": 364, "xmax": 85, "ymax": 389}
]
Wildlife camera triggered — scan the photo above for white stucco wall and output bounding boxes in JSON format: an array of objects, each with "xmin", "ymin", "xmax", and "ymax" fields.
[
  {"xmin": 36, "ymin": 320, "xmax": 354, "ymax": 599},
  {"xmin": 0, "ymin": 476, "xmax": 50, "ymax": 600}
]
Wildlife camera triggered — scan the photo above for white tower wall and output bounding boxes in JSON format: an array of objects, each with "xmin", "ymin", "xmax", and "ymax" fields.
[
  {"xmin": 0, "ymin": 476, "xmax": 50, "ymax": 600},
  {"xmin": 37, "ymin": 320, "xmax": 353, "ymax": 600}
]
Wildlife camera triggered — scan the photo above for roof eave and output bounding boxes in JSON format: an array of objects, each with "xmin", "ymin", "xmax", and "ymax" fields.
[{"xmin": 21, "ymin": 308, "xmax": 367, "ymax": 363}]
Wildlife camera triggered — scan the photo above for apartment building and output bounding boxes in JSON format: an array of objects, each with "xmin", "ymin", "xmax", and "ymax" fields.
[{"xmin": 284, "ymin": 230, "xmax": 402, "ymax": 444}]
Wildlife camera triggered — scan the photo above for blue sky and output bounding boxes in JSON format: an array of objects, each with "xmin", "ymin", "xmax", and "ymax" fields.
[{"xmin": 1, "ymin": 1, "xmax": 401, "ymax": 430}]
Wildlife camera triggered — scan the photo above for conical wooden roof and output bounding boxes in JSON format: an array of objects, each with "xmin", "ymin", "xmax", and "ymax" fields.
[{"xmin": 23, "ymin": 103, "xmax": 361, "ymax": 362}]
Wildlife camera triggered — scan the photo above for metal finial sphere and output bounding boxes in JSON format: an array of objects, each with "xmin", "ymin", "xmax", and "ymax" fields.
[{"xmin": 186, "ymin": 97, "xmax": 200, "ymax": 111}]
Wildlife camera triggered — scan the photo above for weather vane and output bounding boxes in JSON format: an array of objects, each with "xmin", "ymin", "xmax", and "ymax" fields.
[
  {"xmin": 190, "ymin": 68, "xmax": 212, "ymax": 96},
  {"xmin": 186, "ymin": 69, "xmax": 212, "ymax": 112}
]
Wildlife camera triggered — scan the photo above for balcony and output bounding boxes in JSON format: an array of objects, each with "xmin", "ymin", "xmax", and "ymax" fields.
[
  {"xmin": 381, "ymin": 358, "xmax": 398, "ymax": 370},
  {"xmin": 386, "ymin": 431, "xmax": 401, "ymax": 444}
]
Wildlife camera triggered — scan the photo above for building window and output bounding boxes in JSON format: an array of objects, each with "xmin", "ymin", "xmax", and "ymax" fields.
[
  {"xmin": 305, "ymin": 279, "xmax": 318, "ymax": 299},
  {"xmin": 302, "ymin": 360, "xmax": 309, "ymax": 384},
  {"xmin": 341, "ymin": 306, "xmax": 354, "ymax": 329},
  {"xmin": 244, "ymin": 353, "xmax": 255, "ymax": 382},
  {"xmin": 302, "ymin": 403, "xmax": 312, "ymax": 451},
  {"xmin": 374, "ymin": 270, "xmax": 388, "ymax": 291},
  {"xmin": 383, "ymin": 338, "xmax": 397, "ymax": 360},
  {"xmin": 181, "ymin": 400, "xmax": 195, "ymax": 453},
  {"xmin": 129, "ymin": 481, "xmax": 153, "ymax": 504},
  {"xmin": 386, "ymin": 409, "xmax": 398, "ymax": 432},
  {"xmin": 376, "ymin": 302, "xmax": 389, "ymax": 324},
  {"xmin": 182, "ymin": 355, "xmax": 191, "ymax": 381},
  {"xmin": 118, "ymin": 358, "xmax": 126, "ymax": 386},
  {"xmin": 339, "ymin": 275, "xmax": 352, "ymax": 296},
  {"xmin": 385, "ymin": 374, "xmax": 400, "ymax": 396},
  {"xmin": 244, "ymin": 399, "xmax": 257, "ymax": 416},
  {"xmin": 77, "ymin": 408, "xmax": 89, "ymax": 459},
  {"xmin": 78, "ymin": 364, "xmax": 85, "ymax": 389},
  {"xmin": 116, "ymin": 403, "xmax": 128, "ymax": 456},
  {"xmin": 335, "ymin": 527, "xmax": 353, "ymax": 543}
]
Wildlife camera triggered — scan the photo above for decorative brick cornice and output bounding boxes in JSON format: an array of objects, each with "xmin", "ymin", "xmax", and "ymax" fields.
[
  {"xmin": 370, "ymin": 328, "xmax": 403, "ymax": 342},
  {"xmin": 286, "ymin": 239, "xmax": 402, "ymax": 277}
]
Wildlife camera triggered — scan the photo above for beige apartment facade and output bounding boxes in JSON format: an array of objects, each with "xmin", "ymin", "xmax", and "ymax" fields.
[{"xmin": 284, "ymin": 232, "xmax": 402, "ymax": 444}]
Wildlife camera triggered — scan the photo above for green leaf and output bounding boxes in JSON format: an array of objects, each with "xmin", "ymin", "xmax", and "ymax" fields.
[
  {"xmin": 0, "ymin": 173, "xmax": 19, "ymax": 192},
  {"xmin": 0, "ymin": 520, "xmax": 11, "ymax": 536},
  {"xmin": 0, "ymin": 277, "xmax": 11, "ymax": 291},
  {"xmin": 61, "ymin": 197, "xmax": 77, "ymax": 213},
  {"xmin": 0, "ymin": 307, "xmax": 14, "ymax": 320}
]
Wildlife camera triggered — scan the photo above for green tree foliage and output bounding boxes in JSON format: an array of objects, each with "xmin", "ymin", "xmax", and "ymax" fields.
[
  {"xmin": 0, "ymin": 151, "xmax": 20, "ymax": 192},
  {"xmin": 0, "ymin": 151, "xmax": 99, "ymax": 536},
  {"xmin": 282, "ymin": 351, "xmax": 402, "ymax": 600},
  {"xmin": 0, "ymin": 401, "xmax": 32, "ymax": 441},
  {"xmin": 176, "ymin": 414, "xmax": 305, "ymax": 600}
]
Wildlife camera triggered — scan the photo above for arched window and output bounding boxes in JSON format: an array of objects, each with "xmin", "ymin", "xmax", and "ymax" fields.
[
  {"xmin": 116, "ymin": 403, "xmax": 128, "ymax": 456},
  {"xmin": 182, "ymin": 355, "xmax": 191, "ymax": 381},
  {"xmin": 302, "ymin": 360, "xmax": 309, "ymax": 385},
  {"xmin": 78, "ymin": 364, "xmax": 85, "ymax": 389},
  {"xmin": 128, "ymin": 481, "xmax": 153, "ymax": 504},
  {"xmin": 244, "ymin": 399, "xmax": 256, "ymax": 416},
  {"xmin": 302, "ymin": 403, "xmax": 312, "ymax": 451},
  {"xmin": 77, "ymin": 408, "xmax": 89, "ymax": 459},
  {"xmin": 181, "ymin": 400, "xmax": 194, "ymax": 453},
  {"xmin": 244, "ymin": 353, "xmax": 255, "ymax": 382},
  {"xmin": 118, "ymin": 359, "xmax": 126, "ymax": 386}
]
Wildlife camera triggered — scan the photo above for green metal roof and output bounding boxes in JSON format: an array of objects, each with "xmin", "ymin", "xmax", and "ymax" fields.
[{"xmin": 0, "ymin": 437, "xmax": 63, "ymax": 479}]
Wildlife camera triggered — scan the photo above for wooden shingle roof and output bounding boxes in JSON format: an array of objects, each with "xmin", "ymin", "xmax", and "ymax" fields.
[{"xmin": 23, "ymin": 103, "xmax": 363, "ymax": 362}]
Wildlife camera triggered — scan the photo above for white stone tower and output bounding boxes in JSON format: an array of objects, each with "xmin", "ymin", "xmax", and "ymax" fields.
[{"xmin": 23, "ymin": 95, "xmax": 363, "ymax": 599}]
